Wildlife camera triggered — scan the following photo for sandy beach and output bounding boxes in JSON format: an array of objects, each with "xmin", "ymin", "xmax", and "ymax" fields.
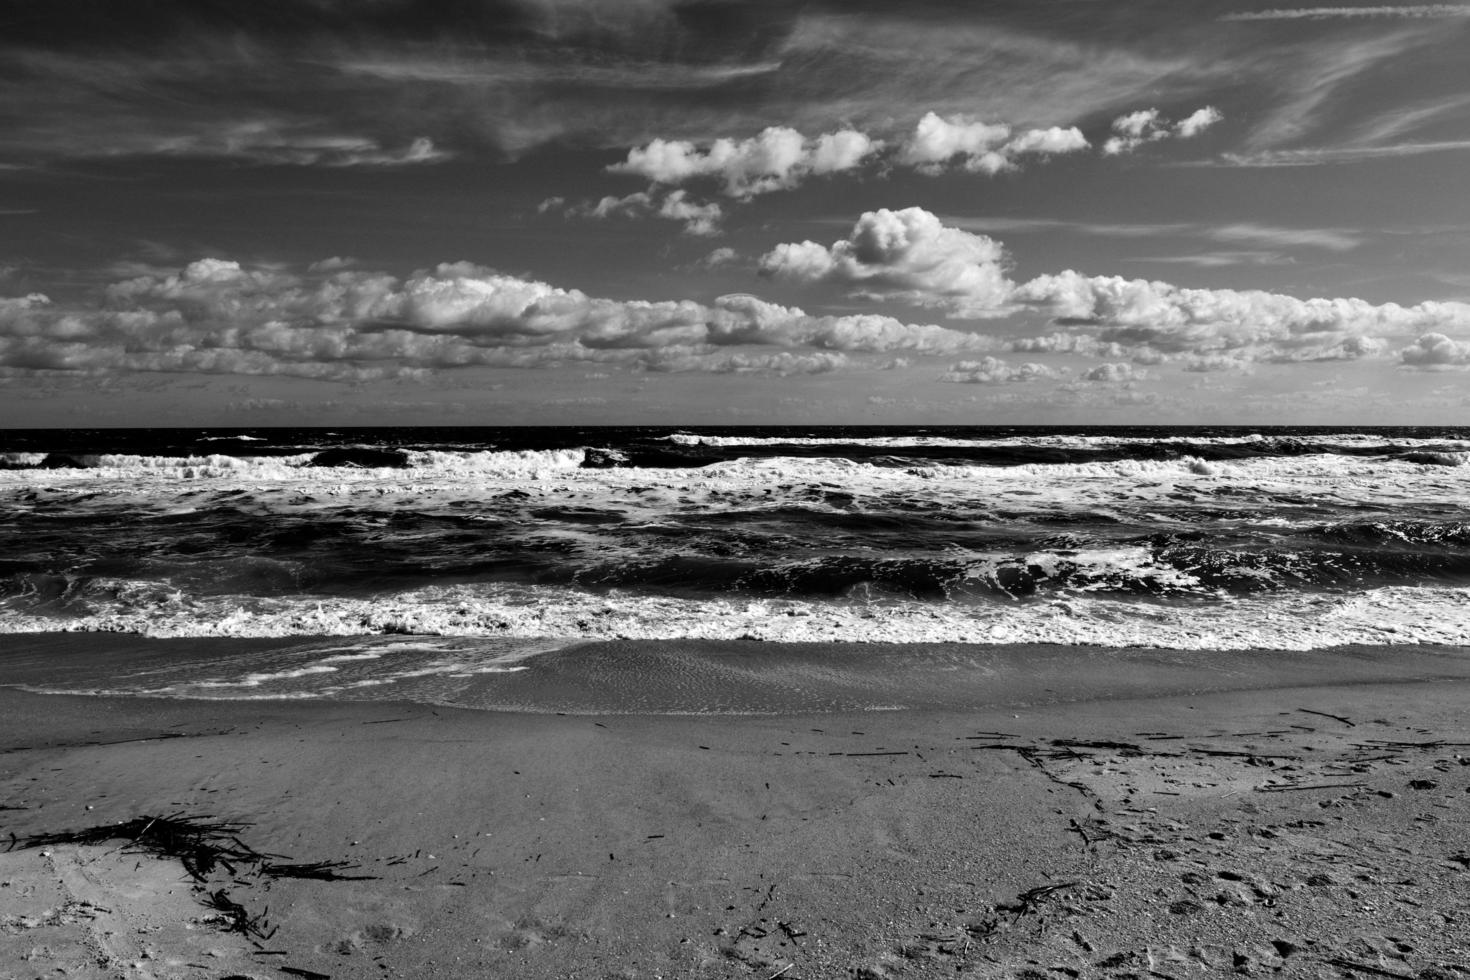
[{"xmin": 3, "ymin": 640, "xmax": 1469, "ymax": 979}]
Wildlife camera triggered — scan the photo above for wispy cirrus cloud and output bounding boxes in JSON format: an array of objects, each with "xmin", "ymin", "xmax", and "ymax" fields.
[
  {"xmin": 0, "ymin": 2, "xmax": 1208, "ymax": 167},
  {"xmin": 1235, "ymin": 29, "xmax": 1449, "ymax": 154},
  {"xmin": 926, "ymin": 215, "xmax": 1363, "ymax": 255},
  {"xmin": 1223, "ymin": 5, "xmax": 1470, "ymax": 20},
  {"xmin": 1221, "ymin": 139, "xmax": 1470, "ymax": 167}
]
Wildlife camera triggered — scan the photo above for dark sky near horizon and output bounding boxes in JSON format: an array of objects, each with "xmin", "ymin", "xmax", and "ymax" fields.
[{"xmin": 2, "ymin": 0, "xmax": 1469, "ymax": 425}]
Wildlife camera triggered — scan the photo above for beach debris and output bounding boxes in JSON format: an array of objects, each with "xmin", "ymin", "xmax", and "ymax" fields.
[
  {"xmin": 6, "ymin": 812, "xmax": 376, "ymax": 956},
  {"xmin": 1299, "ymin": 708, "xmax": 1355, "ymax": 727},
  {"xmin": 1326, "ymin": 957, "xmax": 1418, "ymax": 979},
  {"xmin": 261, "ymin": 860, "xmax": 379, "ymax": 881},
  {"xmin": 202, "ymin": 888, "xmax": 275, "ymax": 940},
  {"xmin": 6, "ymin": 813, "xmax": 261, "ymax": 881},
  {"xmin": 997, "ymin": 881, "xmax": 1079, "ymax": 919}
]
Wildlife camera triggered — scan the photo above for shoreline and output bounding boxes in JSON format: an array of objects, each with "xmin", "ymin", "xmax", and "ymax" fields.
[
  {"xmin": 5, "ymin": 634, "xmax": 1470, "ymax": 714},
  {"xmin": 3, "ymin": 642, "xmax": 1469, "ymax": 978}
]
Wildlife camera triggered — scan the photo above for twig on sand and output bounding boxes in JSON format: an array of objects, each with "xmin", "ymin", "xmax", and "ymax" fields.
[
  {"xmin": 1298, "ymin": 708, "xmax": 1354, "ymax": 727},
  {"xmin": 1255, "ymin": 782, "xmax": 1367, "ymax": 793},
  {"xmin": 279, "ymin": 968, "xmax": 333, "ymax": 980},
  {"xmin": 261, "ymin": 860, "xmax": 378, "ymax": 881},
  {"xmin": 1001, "ymin": 881, "xmax": 1079, "ymax": 919},
  {"xmin": 765, "ymin": 963, "xmax": 794, "ymax": 980},
  {"xmin": 1325, "ymin": 957, "xmax": 1417, "ymax": 979}
]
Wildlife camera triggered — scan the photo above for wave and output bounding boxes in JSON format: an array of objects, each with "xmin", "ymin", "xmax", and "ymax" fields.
[
  {"xmin": 1309, "ymin": 519, "xmax": 1470, "ymax": 547},
  {"xmin": 665, "ymin": 431, "xmax": 1470, "ymax": 452},
  {"xmin": 8, "ymin": 434, "xmax": 1470, "ymax": 484},
  {"xmin": 9, "ymin": 533, "xmax": 1470, "ymax": 625},
  {"xmin": 0, "ymin": 447, "xmax": 591, "ymax": 481},
  {"xmin": 2, "ymin": 580, "xmax": 1467, "ymax": 651}
]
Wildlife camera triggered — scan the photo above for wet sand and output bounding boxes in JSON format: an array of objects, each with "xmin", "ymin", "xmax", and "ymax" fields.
[{"xmin": 2, "ymin": 640, "xmax": 1469, "ymax": 979}]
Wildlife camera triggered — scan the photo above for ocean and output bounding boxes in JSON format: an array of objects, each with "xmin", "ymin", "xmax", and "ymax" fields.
[{"xmin": 3, "ymin": 425, "xmax": 1469, "ymax": 706}]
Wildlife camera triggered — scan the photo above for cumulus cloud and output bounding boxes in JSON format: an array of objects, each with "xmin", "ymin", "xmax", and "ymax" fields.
[
  {"xmin": 602, "ymin": 112, "xmax": 1094, "ymax": 206},
  {"xmin": 1180, "ymin": 354, "xmax": 1253, "ymax": 373},
  {"xmin": 1080, "ymin": 362, "xmax": 1145, "ymax": 383},
  {"xmin": 1103, "ymin": 106, "xmax": 1222, "ymax": 154},
  {"xmin": 551, "ymin": 189, "xmax": 724, "ymax": 235},
  {"xmin": 758, "ymin": 207, "xmax": 1014, "ymax": 317},
  {"xmin": 1400, "ymin": 332, "xmax": 1470, "ymax": 367},
  {"xmin": 759, "ymin": 207, "xmax": 1470, "ymax": 368},
  {"xmin": 1176, "ymin": 106, "xmax": 1225, "ymax": 138},
  {"xmin": 608, "ymin": 125, "xmax": 881, "ymax": 198},
  {"xmin": 0, "ymin": 256, "xmax": 1001, "ymax": 381},
  {"xmin": 891, "ymin": 112, "xmax": 1090, "ymax": 174},
  {"xmin": 939, "ymin": 357, "xmax": 1059, "ymax": 384},
  {"xmin": 697, "ymin": 247, "xmax": 740, "ymax": 269},
  {"xmin": 900, "ymin": 113, "xmax": 1011, "ymax": 172},
  {"xmin": 1011, "ymin": 267, "xmax": 1470, "ymax": 363}
]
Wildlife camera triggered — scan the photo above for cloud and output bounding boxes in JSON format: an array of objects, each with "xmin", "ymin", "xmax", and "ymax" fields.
[
  {"xmin": 900, "ymin": 113, "xmax": 1011, "ymax": 172},
  {"xmin": 1103, "ymin": 106, "xmax": 1222, "ymax": 154},
  {"xmin": 1400, "ymin": 332, "xmax": 1470, "ymax": 367},
  {"xmin": 1011, "ymin": 268, "xmax": 1470, "ymax": 361},
  {"xmin": 900, "ymin": 112, "xmax": 1088, "ymax": 174},
  {"xmin": 551, "ymin": 189, "xmax": 724, "ymax": 235},
  {"xmin": 1223, "ymin": 5, "xmax": 1470, "ymax": 20},
  {"xmin": 762, "ymin": 208, "xmax": 1470, "ymax": 366},
  {"xmin": 607, "ymin": 126, "xmax": 881, "ymax": 198},
  {"xmin": 1209, "ymin": 222, "xmax": 1359, "ymax": 251},
  {"xmin": 697, "ymin": 247, "xmax": 739, "ymax": 269},
  {"xmin": 1175, "ymin": 106, "xmax": 1225, "ymax": 138},
  {"xmin": 1137, "ymin": 251, "xmax": 1290, "ymax": 268},
  {"xmin": 939, "ymin": 357, "xmax": 1059, "ymax": 384},
  {"xmin": 1220, "ymin": 139, "xmax": 1470, "ymax": 167},
  {"xmin": 1080, "ymin": 362, "xmax": 1145, "ymax": 383},
  {"xmin": 124, "ymin": 121, "xmax": 450, "ymax": 166},
  {"xmin": 947, "ymin": 216, "xmax": 1362, "ymax": 252},
  {"xmin": 758, "ymin": 207, "xmax": 1014, "ymax": 317},
  {"xmin": 0, "ymin": 256, "xmax": 1001, "ymax": 381},
  {"xmin": 600, "ymin": 111, "xmax": 1092, "ymax": 206},
  {"xmin": 1236, "ymin": 32, "xmax": 1433, "ymax": 154},
  {"xmin": 642, "ymin": 349, "xmax": 847, "ymax": 375}
]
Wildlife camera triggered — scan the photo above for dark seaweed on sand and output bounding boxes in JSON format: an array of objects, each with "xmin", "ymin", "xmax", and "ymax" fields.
[
  {"xmin": 7, "ymin": 813, "xmax": 264, "ymax": 882},
  {"xmin": 6, "ymin": 812, "xmax": 377, "ymax": 882}
]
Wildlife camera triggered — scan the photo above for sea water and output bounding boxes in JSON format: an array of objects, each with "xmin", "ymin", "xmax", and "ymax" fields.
[{"xmin": 2, "ymin": 425, "xmax": 1469, "ymax": 702}]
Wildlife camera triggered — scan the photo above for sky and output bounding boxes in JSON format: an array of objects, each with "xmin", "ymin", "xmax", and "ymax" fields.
[{"xmin": 2, "ymin": 0, "xmax": 1470, "ymax": 427}]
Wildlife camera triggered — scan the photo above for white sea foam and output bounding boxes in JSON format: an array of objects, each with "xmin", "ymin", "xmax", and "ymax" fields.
[
  {"xmin": 0, "ymin": 448, "xmax": 589, "ymax": 483},
  {"xmin": 666, "ymin": 432, "xmax": 1470, "ymax": 451},
  {"xmin": 2, "ymin": 580, "xmax": 1467, "ymax": 651},
  {"xmin": 1, "ymin": 446, "xmax": 1463, "ymax": 501},
  {"xmin": 197, "ymin": 664, "xmax": 341, "ymax": 688}
]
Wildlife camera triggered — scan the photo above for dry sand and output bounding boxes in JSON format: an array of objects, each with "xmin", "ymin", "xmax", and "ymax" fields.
[{"xmin": 2, "ymin": 641, "xmax": 1469, "ymax": 979}]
